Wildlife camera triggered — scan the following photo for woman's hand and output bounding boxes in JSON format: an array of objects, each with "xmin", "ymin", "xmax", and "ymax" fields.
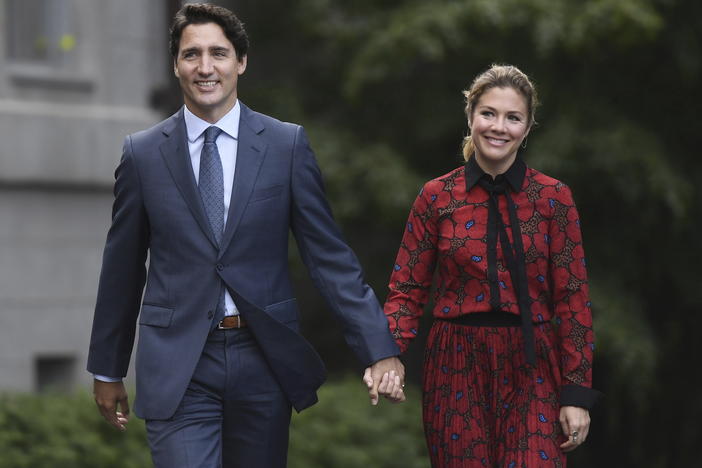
[
  {"xmin": 559, "ymin": 406, "xmax": 590, "ymax": 452},
  {"xmin": 362, "ymin": 357, "xmax": 406, "ymax": 405}
]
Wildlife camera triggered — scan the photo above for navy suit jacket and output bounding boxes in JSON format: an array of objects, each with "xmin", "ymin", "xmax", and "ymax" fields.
[{"xmin": 87, "ymin": 103, "xmax": 399, "ymax": 419}]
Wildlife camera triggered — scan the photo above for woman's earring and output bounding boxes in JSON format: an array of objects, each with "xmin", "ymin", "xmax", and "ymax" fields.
[{"xmin": 521, "ymin": 138, "xmax": 528, "ymax": 149}]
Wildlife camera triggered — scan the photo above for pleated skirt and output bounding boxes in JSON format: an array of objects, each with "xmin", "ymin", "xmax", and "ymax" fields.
[{"xmin": 422, "ymin": 319, "xmax": 567, "ymax": 468}]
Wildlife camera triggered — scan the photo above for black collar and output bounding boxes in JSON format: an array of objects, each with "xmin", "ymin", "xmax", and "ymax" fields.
[{"xmin": 464, "ymin": 156, "xmax": 526, "ymax": 193}]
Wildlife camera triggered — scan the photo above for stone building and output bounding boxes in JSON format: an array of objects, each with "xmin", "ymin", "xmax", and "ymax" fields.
[{"xmin": 0, "ymin": 0, "xmax": 170, "ymax": 392}]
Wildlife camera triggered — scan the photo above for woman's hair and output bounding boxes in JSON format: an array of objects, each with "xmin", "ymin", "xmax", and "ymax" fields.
[{"xmin": 461, "ymin": 64, "xmax": 539, "ymax": 161}]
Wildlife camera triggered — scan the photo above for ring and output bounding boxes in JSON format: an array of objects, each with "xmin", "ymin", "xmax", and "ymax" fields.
[{"xmin": 572, "ymin": 431, "xmax": 579, "ymax": 442}]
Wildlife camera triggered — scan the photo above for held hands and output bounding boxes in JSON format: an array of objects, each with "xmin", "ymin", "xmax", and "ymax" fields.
[
  {"xmin": 559, "ymin": 405, "xmax": 590, "ymax": 452},
  {"xmin": 93, "ymin": 379, "xmax": 130, "ymax": 431},
  {"xmin": 362, "ymin": 356, "xmax": 406, "ymax": 405}
]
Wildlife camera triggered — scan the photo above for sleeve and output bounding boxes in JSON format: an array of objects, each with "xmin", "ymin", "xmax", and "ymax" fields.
[
  {"xmin": 87, "ymin": 136, "xmax": 150, "ymax": 378},
  {"xmin": 93, "ymin": 375, "xmax": 122, "ymax": 382},
  {"xmin": 289, "ymin": 126, "xmax": 399, "ymax": 367},
  {"xmin": 383, "ymin": 184, "xmax": 438, "ymax": 353},
  {"xmin": 548, "ymin": 184, "xmax": 601, "ymax": 409}
]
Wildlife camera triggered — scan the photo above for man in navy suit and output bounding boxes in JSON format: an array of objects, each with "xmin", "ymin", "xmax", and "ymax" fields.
[{"xmin": 88, "ymin": 4, "xmax": 404, "ymax": 467}]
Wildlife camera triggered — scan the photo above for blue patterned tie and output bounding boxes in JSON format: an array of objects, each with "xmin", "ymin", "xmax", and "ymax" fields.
[
  {"xmin": 199, "ymin": 126, "xmax": 227, "ymax": 324},
  {"xmin": 199, "ymin": 126, "xmax": 225, "ymax": 244}
]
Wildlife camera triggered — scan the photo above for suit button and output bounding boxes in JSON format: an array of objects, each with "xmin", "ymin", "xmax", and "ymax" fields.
[
  {"xmin": 216, "ymin": 263, "xmax": 224, "ymax": 271},
  {"xmin": 207, "ymin": 310, "xmax": 214, "ymax": 319}
]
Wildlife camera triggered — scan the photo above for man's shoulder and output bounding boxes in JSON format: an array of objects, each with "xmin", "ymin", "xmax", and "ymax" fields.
[
  {"xmin": 127, "ymin": 111, "xmax": 181, "ymax": 145},
  {"xmin": 241, "ymin": 103, "xmax": 301, "ymax": 137}
]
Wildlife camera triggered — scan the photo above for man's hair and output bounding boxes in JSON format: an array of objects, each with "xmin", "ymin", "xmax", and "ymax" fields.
[{"xmin": 169, "ymin": 3, "xmax": 249, "ymax": 62}]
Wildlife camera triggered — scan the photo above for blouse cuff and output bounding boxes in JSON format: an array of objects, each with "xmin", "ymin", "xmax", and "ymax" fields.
[{"xmin": 560, "ymin": 384, "xmax": 602, "ymax": 410}]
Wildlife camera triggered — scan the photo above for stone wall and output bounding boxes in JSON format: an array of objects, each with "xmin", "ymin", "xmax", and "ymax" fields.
[{"xmin": 0, "ymin": 0, "xmax": 169, "ymax": 391}]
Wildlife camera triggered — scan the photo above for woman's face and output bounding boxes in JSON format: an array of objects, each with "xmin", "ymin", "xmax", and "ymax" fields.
[{"xmin": 469, "ymin": 86, "xmax": 530, "ymax": 176}]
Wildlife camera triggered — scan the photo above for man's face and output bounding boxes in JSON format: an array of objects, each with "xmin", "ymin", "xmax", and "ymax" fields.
[{"xmin": 174, "ymin": 22, "xmax": 247, "ymax": 123}]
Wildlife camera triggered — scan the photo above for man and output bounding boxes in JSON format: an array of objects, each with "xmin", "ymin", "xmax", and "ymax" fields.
[{"xmin": 88, "ymin": 4, "xmax": 404, "ymax": 467}]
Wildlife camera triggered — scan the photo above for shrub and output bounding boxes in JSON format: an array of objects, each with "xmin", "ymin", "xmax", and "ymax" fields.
[
  {"xmin": 0, "ymin": 376, "xmax": 428, "ymax": 467},
  {"xmin": 289, "ymin": 375, "xmax": 429, "ymax": 468},
  {"xmin": 0, "ymin": 392, "xmax": 150, "ymax": 468}
]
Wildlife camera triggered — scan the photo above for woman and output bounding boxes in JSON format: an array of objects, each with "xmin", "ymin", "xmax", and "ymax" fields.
[{"xmin": 379, "ymin": 65, "xmax": 599, "ymax": 467}]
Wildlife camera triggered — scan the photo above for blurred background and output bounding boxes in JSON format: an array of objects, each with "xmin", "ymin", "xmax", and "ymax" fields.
[{"xmin": 0, "ymin": 0, "xmax": 699, "ymax": 466}]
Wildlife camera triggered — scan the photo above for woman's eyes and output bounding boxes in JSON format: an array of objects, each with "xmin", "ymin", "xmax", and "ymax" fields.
[{"xmin": 479, "ymin": 110, "xmax": 523, "ymax": 122}]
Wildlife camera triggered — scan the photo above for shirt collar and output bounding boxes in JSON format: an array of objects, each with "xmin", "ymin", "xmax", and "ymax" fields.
[
  {"xmin": 184, "ymin": 100, "xmax": 241, "ymax": 143},
  {"xmin": 464, "ymin": 156, "xmax": 526, "ymax": 192}
]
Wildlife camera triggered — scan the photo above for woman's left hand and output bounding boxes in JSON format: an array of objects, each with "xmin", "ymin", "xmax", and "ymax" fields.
[{"xmin": 559, "ymin": 406, "xmax": 590, "ymax": 452}]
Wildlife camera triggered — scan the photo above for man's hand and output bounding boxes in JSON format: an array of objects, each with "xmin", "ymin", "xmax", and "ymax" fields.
[
  {"xmin": 559, "ymin": 405, "xmax": 590, "ymax": 452},
  {"xmin": 93, "ymin": 379, "xmax": 130, "ymax": 431},
  {"xmin": 362, "ymin": 356, "xmax": 406, "ymax": 405}
]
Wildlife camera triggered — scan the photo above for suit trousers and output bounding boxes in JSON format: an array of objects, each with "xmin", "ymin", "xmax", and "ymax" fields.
[{"xmin": 146, "ymin": 328, "xmax": 292, "ymax": 468}]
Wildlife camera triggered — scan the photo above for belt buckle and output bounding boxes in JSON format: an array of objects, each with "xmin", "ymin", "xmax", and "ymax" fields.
[{"xmin": 217, "ymin": 315, "xmax": 240, "ymax": 330}]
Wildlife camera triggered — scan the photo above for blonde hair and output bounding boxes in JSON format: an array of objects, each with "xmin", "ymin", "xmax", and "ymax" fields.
[{"xmin": 462, "ymin": 64, "xmax": 539, "ymax": 161}]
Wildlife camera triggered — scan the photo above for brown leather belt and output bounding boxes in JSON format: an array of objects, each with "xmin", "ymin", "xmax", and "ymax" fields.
[{"xmin": 217, "ymin": 315, "xmax": 247, "ymax": 329}]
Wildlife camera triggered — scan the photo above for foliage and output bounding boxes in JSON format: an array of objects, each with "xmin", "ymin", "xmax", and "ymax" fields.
[
  {"xmin": 289, "ymin": 375, "xmax": 428, "ymax": 468},
  {"xmin": 0, "ymin": 378, "xmax": 427, "ymax": 468},
  {"xmin": 303, "ymin": 123, "xmax": 424, "ymax": 225},
  {"xmin": 0, "ymin": 392, "xmax": 150, "ymax": 468}
]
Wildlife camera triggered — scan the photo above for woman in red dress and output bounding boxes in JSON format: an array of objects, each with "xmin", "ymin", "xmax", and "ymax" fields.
[{"xmin": 380, "ymin": 65, "xmax": 599, "ymax": 467}]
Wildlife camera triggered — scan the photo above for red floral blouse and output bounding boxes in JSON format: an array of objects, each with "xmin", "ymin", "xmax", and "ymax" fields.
[{"xmin": 384, "ymin": 157, "xmax": 596, "ymax": 400}]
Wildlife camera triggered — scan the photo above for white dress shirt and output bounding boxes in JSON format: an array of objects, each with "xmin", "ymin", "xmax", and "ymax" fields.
[
  {"xmin": 95, "ymin": 102, "xmax": 242, "ymax": 382},
  {"xmin": 183, "ymin": 102, "xmax": 241, "ymax": 318}
]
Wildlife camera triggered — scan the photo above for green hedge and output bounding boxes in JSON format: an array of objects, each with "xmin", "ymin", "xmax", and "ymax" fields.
[
  {"xmin": 289, "ymin": 376, "xmax": 428, "ymax": 468},
  {"xmin": 0, "ymin": 376, "xmax": 428, "ymax": 468},
  {"xmin": 0, "ymin": 392, "xmax": 150, "ymax": 468}
]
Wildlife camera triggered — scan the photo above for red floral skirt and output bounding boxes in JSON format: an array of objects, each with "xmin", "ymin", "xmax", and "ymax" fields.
[{"xmin": 422, "ymin": 320, "xmax": 567, "ymax": 467}]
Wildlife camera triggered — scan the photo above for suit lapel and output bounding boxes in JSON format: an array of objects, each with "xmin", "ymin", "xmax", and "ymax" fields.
[
  {"xmin": 159, "ymin": 109, "xmax": 219, "ymax": 248},
  {"xmin": 219, "ymin": 104, "xmax": 267, "ymax": 257}
]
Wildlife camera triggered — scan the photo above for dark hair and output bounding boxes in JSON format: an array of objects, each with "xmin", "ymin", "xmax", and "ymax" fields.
[
  {"xmin": 462, "ymin": 64, "xmax": 539, "ymax": 160},
  {"xmin": 169, "ymin": 3, "xmax": 249, "ymax": 62}
]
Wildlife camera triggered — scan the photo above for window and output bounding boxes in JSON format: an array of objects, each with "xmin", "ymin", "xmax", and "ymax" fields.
[
  {"xmin": 35, "ymin": 355, "xmax": 76, "ymax": 393},
  {"xmin": 5, "ymin": 0, "xmax": 77, "ymax": 66}
]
